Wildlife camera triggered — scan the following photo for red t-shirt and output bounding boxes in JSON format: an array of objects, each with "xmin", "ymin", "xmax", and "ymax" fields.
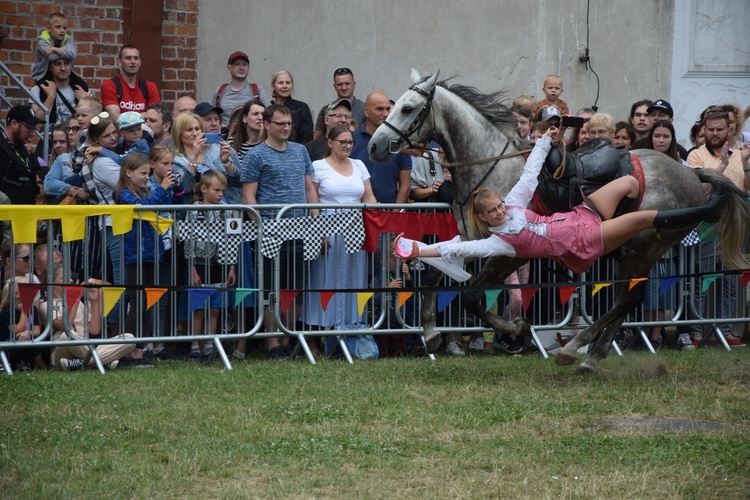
[{"xmin": 100, "ymin": 75, "xmax": 161, "ymax": 114}]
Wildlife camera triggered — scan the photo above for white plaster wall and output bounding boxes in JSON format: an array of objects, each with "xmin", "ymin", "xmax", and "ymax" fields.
[
  {"xmin": 670, "ymin": 0, "xmax": 750, "ymax": 147},
  {"xmin": 197, "ymin": 0, "xmax": 674, "ymax": 127}
]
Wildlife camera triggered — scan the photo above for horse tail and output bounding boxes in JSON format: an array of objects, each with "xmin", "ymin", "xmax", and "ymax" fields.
[{"xmin": 699, "ymin": 169, "xmax": 750, "ymax": 269}]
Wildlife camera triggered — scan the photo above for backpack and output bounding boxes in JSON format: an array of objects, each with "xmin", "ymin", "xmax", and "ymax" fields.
[
  {"xmin": 110, "ymin": 76, "xmax": 151, "ymax": 106},
  {"xmin": 215, "ymin": 82, "xmax": 259, "ymax": 108}
]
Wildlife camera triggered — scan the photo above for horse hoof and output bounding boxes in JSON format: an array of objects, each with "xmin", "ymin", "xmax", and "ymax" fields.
[
  {"xmin": 555, "ymin": 351, "xmax": 578, "ymax": 366},
  {"xmin": 514, "ymin": 318, "xmax": 531, "ymax": 338},
  {"xmin": 575, "ymin": 361, "xmax": 598, "ymax": 375},
  {"xmin": 426, "ymin": 335, "xmax": 442, "ymax": 353}
]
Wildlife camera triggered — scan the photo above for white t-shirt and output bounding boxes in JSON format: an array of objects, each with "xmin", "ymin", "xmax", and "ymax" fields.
[{"xmin": 312, "ymin": 158, "xmax": 370, "ymax": 204}]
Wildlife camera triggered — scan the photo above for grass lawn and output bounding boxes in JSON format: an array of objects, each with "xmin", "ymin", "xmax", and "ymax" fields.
[{"xmin": 1, "ymin": 347, "xmax": 749, "ymax": 499}]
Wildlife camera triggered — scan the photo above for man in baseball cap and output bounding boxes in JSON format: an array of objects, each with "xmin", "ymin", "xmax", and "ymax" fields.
[
  {"xmin": 647, "ymin": 99, "xmax": 674, "ymax": 120},
  {"xmin": 1, "ymin": 105, "xmax": 44, "ymax": 204},
  {"xmin": 539, "ymin": 106, "xmax": 562, "ymax": 127},
  {"xmin": 212, "ymin": 51, "xmax": 271, "ymax": 129}
]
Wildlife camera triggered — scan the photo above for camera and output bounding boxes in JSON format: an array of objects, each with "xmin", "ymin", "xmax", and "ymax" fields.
[{"xmin": 172, "ymin": 171, "xmax": 182, "ymax": 185}]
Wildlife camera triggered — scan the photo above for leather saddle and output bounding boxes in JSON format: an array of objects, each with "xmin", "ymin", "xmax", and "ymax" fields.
[{"xmin": 532, "ymin": 138, "xmax": 645, "ymax": 217}]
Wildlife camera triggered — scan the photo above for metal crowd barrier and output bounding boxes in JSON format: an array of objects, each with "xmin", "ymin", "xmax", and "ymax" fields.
[{"xmin": 0, "ymin": 203, "xmax": 747, "ymax": 375}]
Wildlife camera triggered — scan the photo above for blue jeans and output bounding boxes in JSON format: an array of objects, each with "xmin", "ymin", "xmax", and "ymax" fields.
[{"xmin": 105, "ymin": 226, "xmax": 125, "ymax": 327}]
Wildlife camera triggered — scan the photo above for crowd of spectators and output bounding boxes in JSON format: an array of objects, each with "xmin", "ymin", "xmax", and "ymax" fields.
[{"xmin": 1, "ymin": 12, "xmax": 748, "ymax": 371}]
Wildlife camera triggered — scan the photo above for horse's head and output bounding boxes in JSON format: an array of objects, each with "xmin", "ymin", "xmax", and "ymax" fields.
[{"xmin": 369, "ymin": 69, "xmax": 439, "ymax": 163}]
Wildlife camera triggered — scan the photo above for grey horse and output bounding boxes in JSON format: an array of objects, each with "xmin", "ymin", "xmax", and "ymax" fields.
[{"xmin": 369, "ymin": 69, "xmax": 750, "ymax": 373}]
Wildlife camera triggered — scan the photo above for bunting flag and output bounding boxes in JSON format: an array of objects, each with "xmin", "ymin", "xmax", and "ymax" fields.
[
  {"xmin": 484, "ymin": 289, "xmax": 503, "ymax": 312},
  {"xmin": 188, "ymin": 288, "xmax": 216, "ymax": 312},
  {"xmin": 233, "ymin": 288, "xmax": 258, "ymax": 307},
  {"xmin": 64, "ymin": 285, "xmax": 84, "ymax": 311},
  {"xmin": 437, "ymin": 290, "xmax": 459, "ymax": 313},
  {"xmin": 628, "ymin": 277, "xmax": 648, "ymax": 290},
  {"xmin": 521, "ymin": 287, "xmax": 538, "ymax": 313},
  {"xmin": 741, "ymin": 271, "xmax": 750, "ymax": 288},
  {"xmin": 591, "ymin": 283, "xmax": 612, "ymax": 297},
  {"xmin": 0, "ymin": 205, "xmax": 173, "ymax": 244},
  {"xmin": 397, "ymin": 291, "xmax": 413, "ymax": 309},
  {"xmin": 145, "ymin": 288, "xmax": 168, "ymax": 310},
  {"xmin": 659, "ymin": 276, "xmax": 683, "ymax": 296},
  {"xmin": 102, "ymin": 287, "xmax": 126, "ymax": 317},
  {"xmin": 17, "ymin": 283, "xmax": 43, "ymax": 315},
  {"xmin": 558, "ymin": 286, "xmax": 577, "ymax": 306},
  {"xmin": 279, "ymin": 289, "xmax": 300, "ymax": 314},
  {"xmin": 357, "ymin": 292, "xmax": 374, "ymax": 316},
  {"xmin": 320, "ymin": 291, "xmax": 335, "ymax": 312},
  {"xmin": 701, "ymin": 274, "xmax": 722, "ymax": 293}
]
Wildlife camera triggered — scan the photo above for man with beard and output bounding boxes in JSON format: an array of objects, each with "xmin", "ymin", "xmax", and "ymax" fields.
[
  {"xmin": 100, "ymin": 45, "xmax": 161, "ymax": 120},
  {"xmin": 0, "ymin": 106, "xmax": 44, "ymax": 204},
  {"xmin": 686, "ymin": 108, "xmax": 750, "ymax": 348}
]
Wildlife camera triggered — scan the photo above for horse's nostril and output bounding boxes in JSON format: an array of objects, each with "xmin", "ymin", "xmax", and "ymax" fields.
[{"xmin": 369, "ymin": 143, "xmax": 377, "ymax": 155}]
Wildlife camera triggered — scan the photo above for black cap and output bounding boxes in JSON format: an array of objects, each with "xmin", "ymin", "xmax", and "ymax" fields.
[
  {"xmin": 647, "ymin": 99, "xmax": 673, "ymax": 118},
  {"xmin": 194, "ymin": 102, "xmax": 223, "ymax": 117},
  {"xmin": 326, "ymin": 98, "xmax": 352, "ymax": 114},
  {"xmin": 6, "ymin": 105, "xmax": 46, "ymax": 126}
]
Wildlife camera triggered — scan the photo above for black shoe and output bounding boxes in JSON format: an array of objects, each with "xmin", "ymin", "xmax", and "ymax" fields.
[
  {"xmin": 155, "ymin": 349, "xmax": 182, "ymax": 361},
  {"xmin": 492, "ymin": 333, "xmax": 523, "ymax": 355},
  {"xmin": 188, "ymin": 351, "xmax": 203, "ymax": 363},
  {"xmin": 268, "ymin": 346, "xmax": 290, "ymax": 361},
  {"xmin": 143, "ymin": 350, "xmax": 156, "ymax": 364}
]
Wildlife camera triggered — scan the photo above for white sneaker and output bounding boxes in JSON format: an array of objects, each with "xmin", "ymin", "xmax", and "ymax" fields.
[
  {"xmin": 446, "ymin": 341, "xmax": 465, "ymax": 356},
  {"xmin": 677, "ymin": 333, "xmax": 695, "ymax": 351},
  {"xmin": 469, "ymin": 337, "xmax": 484, "ymax": 351}
]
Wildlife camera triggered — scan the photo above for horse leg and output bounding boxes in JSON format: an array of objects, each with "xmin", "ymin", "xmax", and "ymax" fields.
[
  {"xmin": 420, "ymin": 267, "xmax": 445, "ymax": 352},
  {"xmin": 577, "ymin": 285, "xmax": 646, "ymax": 373},
  {"xmin": 462, "ymin": 256, "xmax": 529, "ymax": 339}
]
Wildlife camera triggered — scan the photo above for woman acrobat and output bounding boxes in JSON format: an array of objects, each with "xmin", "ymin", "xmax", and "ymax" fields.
[{"xmin": 394, "ymin": 127, "xmax": 724, "ymax": 278}]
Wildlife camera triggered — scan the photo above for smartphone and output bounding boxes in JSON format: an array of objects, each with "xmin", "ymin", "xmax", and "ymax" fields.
[
  {"xmin": 561, "ymin": 116, "xmax": 585, "ymax": 128},
  {"xmin": 204, "ymin": 133, "xmax": 222, "ymax": 144}
]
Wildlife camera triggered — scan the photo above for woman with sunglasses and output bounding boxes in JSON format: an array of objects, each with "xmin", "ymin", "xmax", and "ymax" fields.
[
  {"xmin": 1, "ymin": 243, "xmax": 36, "ymax": 284},
  {"xmin": 302, "ymin": 125, "xmax": 376, "ymax": 353}
]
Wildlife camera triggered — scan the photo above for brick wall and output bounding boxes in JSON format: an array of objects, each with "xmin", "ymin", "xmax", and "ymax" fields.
[{"xmin": 0, "ymin": 0, "xmax": 197, "ymax": 110}]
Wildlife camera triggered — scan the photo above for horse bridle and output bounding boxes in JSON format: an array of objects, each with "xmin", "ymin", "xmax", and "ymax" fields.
[{"xmin": 382, "ymin": 83, "xmax": 435, "ymax": 151}]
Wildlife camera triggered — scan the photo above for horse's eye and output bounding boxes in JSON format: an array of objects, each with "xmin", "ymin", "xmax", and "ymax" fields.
[{"xmin": 402, "ymin": 105, "xmax": 414, "ymax": 114}]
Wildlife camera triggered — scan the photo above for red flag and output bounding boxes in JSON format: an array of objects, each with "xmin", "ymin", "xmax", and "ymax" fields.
[
  {"xmin": 320, "ymin": 291, "xmax": 335, "ymax": 312},
  {"xmin": 65, "ymin": 285, "xmax": 84, "ymax": 311},
  {"xmin": 17, "ymin": 283, "xmax": 43, "ymax": 314},
  {"xmin": 558, "ymin": 286, "xmax": 576, "ymax": 306},
  {"xmin": 521, "ymin": 287, "xmax": 538, "ymax": 313},
  {"xmin": 279, "ymin": 289, "xmax": 300, "ymax": 314}
]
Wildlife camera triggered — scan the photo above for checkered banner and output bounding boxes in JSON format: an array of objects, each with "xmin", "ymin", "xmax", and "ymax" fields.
[{"xmin": 176, "ymin": 210, "xmax": 365, "ymax": 263}]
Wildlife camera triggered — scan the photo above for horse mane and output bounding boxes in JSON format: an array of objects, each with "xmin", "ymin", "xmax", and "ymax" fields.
[{"xmin": 433, "ymin": 78, "xmax": 517, "ymax": 129}]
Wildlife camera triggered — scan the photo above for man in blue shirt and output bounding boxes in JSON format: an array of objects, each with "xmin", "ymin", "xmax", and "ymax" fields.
[{"xmin": 350, "ymin": 92, "xmax": 412, "ymax": 204}]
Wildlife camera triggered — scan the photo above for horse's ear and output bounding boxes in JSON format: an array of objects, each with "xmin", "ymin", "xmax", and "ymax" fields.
[
  {"xmin": 410, "ymin": 68, "xmax": 421, "ymax": 84},
  {"xmin": 420, "ymin": 71, "xmax": 439, "ymax": 91}
]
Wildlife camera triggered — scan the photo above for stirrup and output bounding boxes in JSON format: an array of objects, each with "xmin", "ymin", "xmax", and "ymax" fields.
[{"xmin": 393, "ymin": 233, "xmax": 420, "ymax": 259}]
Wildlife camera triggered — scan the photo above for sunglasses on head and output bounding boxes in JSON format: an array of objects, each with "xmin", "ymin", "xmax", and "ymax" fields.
[
  {"xmin": 89, "ymin": 111, "xmax": 110, "ymax": 125},
  {"xmin": 334, "ymin": 67, "xmax": 352, "ymax": 76}
]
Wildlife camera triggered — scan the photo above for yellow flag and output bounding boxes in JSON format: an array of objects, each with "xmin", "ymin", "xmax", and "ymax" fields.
[
  {"xmin": 591, "ymin": 283, "xmax": 612, "ymax": 297},
  {"xmin": 397, "ymin": 291, "xmax": 413, "ymax": 308},
  {"xmin": 357, "ymin": 292, "xmax": 375, "ymax": 316},
  {"xmin": 102, "ymin": 287, "xmax": 126, "ymax": 317},
  {"xmin": 628, "ymin": 278, "xmax": 648, "ymax": 290}
]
